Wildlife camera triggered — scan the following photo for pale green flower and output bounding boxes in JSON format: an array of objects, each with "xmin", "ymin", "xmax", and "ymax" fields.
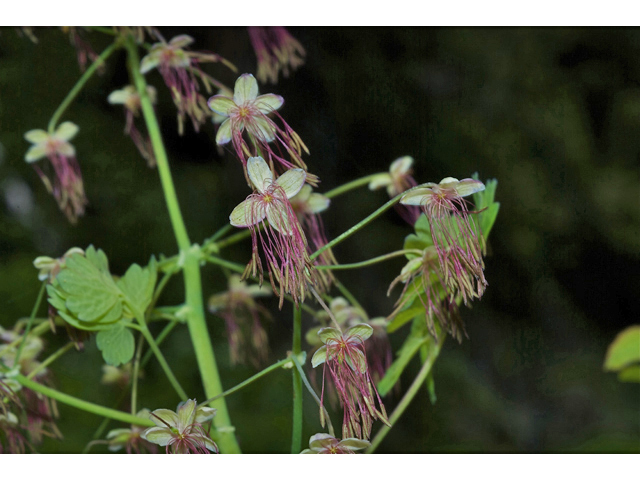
[
  {"xmin": 301, "ymin": 433, "xmax": 370, "ymax": 454},
  {"xmin": 24, "ymin": 122, "xmax": 78, "ymax": 163}
]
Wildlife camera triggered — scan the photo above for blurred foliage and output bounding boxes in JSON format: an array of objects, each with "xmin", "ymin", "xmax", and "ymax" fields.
[{"xmin": 0, "ymin": 27, "xmax": 638, "ymax": 453}]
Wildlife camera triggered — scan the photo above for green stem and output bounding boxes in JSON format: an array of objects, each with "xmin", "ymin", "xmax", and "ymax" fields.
[
  {"xmin": 14, "ymin": 374, "xmax": 155, "ymax": 427},
  {"xmin": 290, "ymin": 353, "xmax": 334, "ymax": 438},
  {"xmin": 291, "ymin": 305, "xmax": 303, "ymax": 454},
  {"xmin": 126, "ymin": 36, "xmax": 240, "ymax": 453},
  {"xmin": 203, "ymin": 358, "xmax": 290, "ymax": 404},
  {"xmin": 26, "ymin": 341, "xmax": 74, "ymax": 380},
  {"xmin": 48, "ymin": 41, "xmax": 120, "ymax": 133},
  {"xmin": 204, "ymin": 255, "xmax": 245, "ymax": 274},
  {"xmin": 131, "ymin": 333, "xmax": 144, "ymax": 414},
  {"xmin": 15, "ymin": 282, "xmax": 46, "ymax": 363},
  {"xmin": 137, "ymin": 319, "xmax": 187, "ymax": 401},
  {"xmin": 310, "ymin": 187, "xmax": 421, "ymax": 262},
  {"xmin": 315, "ymin": 249, "xmax": 423, "ymax": 271},
  {"xmin": 6, "ymin": 321, "xmax": 50, "ymax": 351},
  {"xmin": 332, "ymin": 277, "xmax": 366, "ymax": 317},
  {"xmin": 366, "ymin": 333, "xmax": 445, "ymax": 453},
  {"xmin": 323, "ymin": 173, "xmax": 383, "ymax": 199},
  {"xmin": 141, "ymin": 321, "xmax": 178, "ymax": 367},
  {"xmin": 209, "ymin": 229, "xmax": 253, "ymax": 251}
]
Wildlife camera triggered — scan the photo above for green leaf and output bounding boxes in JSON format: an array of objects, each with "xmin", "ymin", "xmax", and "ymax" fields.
[
  {"xmin": 472, "ymin": 175, "xmax": 500, "ymax": 239},
  {"xmin": 96, "ymin": 323, "xmax": 135, "ymax": 366},
  {"xmin": 604, "ymin": 326, "xmax": 640, "ymax": 371},
  {"xmin": 426, "ymin": 373, "xmax": 437, "ymax": 404},
  {"xmin": 618, "ymin": 365, "xmax": 640, "ymax": 383},
  {"xmin": 117, "ymin": 257, "xmax": 158, "ymax": 317}
]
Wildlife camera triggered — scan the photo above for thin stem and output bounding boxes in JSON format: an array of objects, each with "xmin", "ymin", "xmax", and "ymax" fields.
[
  {"xmin": 137, "ymin": 320, "xmax": 187, "ymax": 401},
  {"xmin": 48, "ymin": 41, "xmax": 120, "ymax": 132},
  {"xmin": 14, "ymin": 374, "xmax": 155, "ymax": 428},
  {"xmin": 127, "ymin": 36, "xmax": 240, "ymax": 453},
  {"xmin": 5, "ymin": 322, "xmax": 50, "ymax": 351},
  {"xmin": 26, "ymin": 341, "xmax": 74, "ymax": 380},
  {"xmin": 131, "ymin": 333, "xmax": 145, "ymax": 414},
  {"xmin": 323, "ymin": 173, "xmax": 383, "ymax": 199},
  {"xmin": 15, "ymin": 282, "xmax": 46, "ymax": 363},
  {"xmin": 150, "ymin": 268, "xmax": 177, "ymax": 310},
  {"xmin": 310, "ymin": 187, "xmax": 421, "ymax": 262},
  {"xmin": 366, "ymin": 333, "xmax": 446, "ymax": 453},
  {"xmin": 210, "ymin": 228, "xmax": 253, "ymax": 251},
  {"xmin": 291, "ymin": 305, "xmax": 303, "ymax": 454},
  {"xmin": 204, "ymin": 255, "xmax": 245, "ymax": 274},
  {"xmin": 332, "ymin": 277, "xmax": 366, "ymax": 317},
  {"xmin": 141, "ymin": 321, "xmax": 178, "ymax": 367},
  {"xmin": 315, "ymin": 250, "xmax": 423, "ymax": 271},
  {"xmin": 203, "ymin": 358, "xmax": 290, "ymax": 404},
  {"xmin": 290, "ymin": 353, "xmax": 335, "ymax": 437},
  {"xmin": 207, "ymin": 223, "xmax": 234, "ymax": 244}
]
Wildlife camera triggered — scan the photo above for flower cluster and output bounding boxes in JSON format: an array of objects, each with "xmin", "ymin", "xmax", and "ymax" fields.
[
  {"xmin": 141, "ymin": 34, "xmax": 235, "ymax": 135},
  {"xmin": 103, "ymin": 409, "xmax": 157, "ymax": 454},
  {"xmin": 312, "ymin": 324, "xmax": 390, "ymax": 440},
  {"xmin": 301, "ymin": 433, "xmax": 370, "ymax": 454},
  {"xmin": 208, "ymin": 274, "xmax": 272, "ymax": 367},
  {"xmin": 248, "ymin": 27, "xmax": 306, "ymax": 84},
  {"xmin": 24, "ymin": 122, "xmax": 87, "ymax": 223},
  {"xmin": 369, "ymin": 156, "xmax": 420, "ymax": 225}
]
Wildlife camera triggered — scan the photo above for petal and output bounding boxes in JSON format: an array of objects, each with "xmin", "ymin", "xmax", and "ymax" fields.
[
  {"xmin": 200, "ymin": 436, "xmax": 219, "ymax": 453},
  {"xmin": 24, "ymin": 129, "xmax": 49, "ymax": 144},
  {"xmin": 107, "ymin": 89, "xmax": 130, "ymax": 105},
  {"xmin": 207, "ymin": 95, "xmax": 236, "ymax": 116},
  {"xmin": 345, "ymin": 349, "xmax": 367, "ymax": 374},
  {"xmin": 311, "ymin": 345, "xmax": 327, "ymax": 368},
  {"xmin": 300, "ymin": 449, "xmax": 317, "ymax": 454},
  {"xmin": 338, "ymin": 438, "xmax": 371, "ymax": 450},
  {"xmin": 308, "ymin": 433, "xmax": 338, "ymax": 451},
  {"xmin": 318, "ymin": 327, "xmax": 342, "ymax": 344},
  {"xmin": 230, "ymin": 198, "xmax": 266, "ymax": 227},
  {"xmin": 254, "ymin": 94, "xmax": 284, "ymax": 114},
  {"xmin": 246, "ymin": 283, "xmax": 272, "ymax": 298},
  {"xmin": 215, "ymin": 119, "xmax": 232, "ymax": 145},
  {"xmin": 250, "ymin": 116, "xmax": 277, "ymax": 143},
  {"xmin": 169, "ymin": 35, "xmax": 194, "ymax": 48},
  {"xmin": 307, "ymin": 193, "xmax": 330, "ymax": 213},
  {"xmin": 399, "ymin": 188, "xmax": 433, "ymax": 206},
  {"xmin": 390, "ymin": 156, "xmax": 414, "ymax": 176},
  {"xmin": 176, "ymin": 399, "xmax": 197, "ymax": 430},
  {"xmin": 345, "ymin": 323, "xmax": 374, "ymax": 343},
  {"xmin": 195, "ymin": 405, "xmax": 217, "ymax": 424},
  {"xmin": 247, "ymin": 156, "xmax": 273, "ymax": 192},
  {"xmin": 368, "ymin": 173, "xmax": 391, "ymax": 191},
  {"xmin": 233, "ymin": 73, "xmax": 259, "ymax": 105},
  {"xmin": 140, "ymin": 53, "xmax": 160, "ymax": 74},
  {"xmin": 275, "ymin": 168, "xmax": 306, "ymax": 198},
  {"xmin": 56, "ymin": 142, "xmax": 75, "ymax": 157},
  {"xmin": 292, "ymin": 184, "xmax": 312, "ymax": 203},
  {"xmin": 25, "ymin": 145, "xmax": 47, "ymax": 163},
  {"xmin": 141, "ymin": 427, "xmax": 173, "ymax": 446},
  {"xmin": 454, "ymin": 179, "xmax": 485, "ymax": 197},
  {"xmin": 55, "ymin": 122, "xmax": 79, "ymax": 141},
  {"xmin": 266, "ymin": 205, "xmax": 294, "ymax": 235},
  {"xmin": 150, "ymin": 408, "xmax": 178, "ymax": 428},
  {"xmin": 439, "ymin": 176, "xmax": 459, "ymax": 185},
  {"xmin": 208, "ymin": 292, "xmax": 228, "ymax": 312}
]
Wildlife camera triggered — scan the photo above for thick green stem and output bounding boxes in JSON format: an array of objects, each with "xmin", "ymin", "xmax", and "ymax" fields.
[
  {"xmin": 15, "ymin": 282, "xmax": 46, "ymax": 363},
  {"xmin": 366, "ymin": 333, "xmax": 445, "ymax": 453},
  {"xmin": 14, "ymin": 374, "xmax": 155, "ymax": 427},
  {"xmin": 126, "ymin": 37, "xmax": 240, "ymax": 453},
  {"xmin": 48, "ymin": 41, "xmax": 120, "ymax": 133},
  {"xmin": 291, "ymin": 306, "xmax": 303, "ymax": 453},
  {"xmin": 323, "ymin": 173, "xmax": 383, "ymax": 199}
]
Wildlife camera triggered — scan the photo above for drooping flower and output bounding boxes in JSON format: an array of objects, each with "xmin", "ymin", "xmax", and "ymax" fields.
[
  {"xmin": 140, "ymin": 34, "xmax": 235, "ymax": 135},
  {"xmin": 300, "ymin": 433, "xmax": 370, "ymax": 454},
  {"xmin": 208, "ymin": 274, "xmax": 272, "ymax": 367},
  {"xmin": 208, "ymin": 73, "xmax": 312, "ymax": 181},
  {"xmin": 141, "ymin": 399, "xmax": 218, "ymax": 454},
  {"xmin": 24, "ymin": 122, "xmax": 87, "ymax": 223},
  {"xmin": 63, "ymin": 27, "xmax": 101, "ymax": 73},
  {"xmin": 104, "ymin": 409, "xmax": 157, "ymax": 454},
  {"xmin": 0, "ymin": 411, "xmax": 30, "ymax": 454},
  {"xmin": 312, "ymin": 324, "xmax": 390, "ymax": 440},
  {"xmin": 290, "ymin": 185, "xmax": 336, "ymax": 289},
  {"xmin": 369, "ymin": 156, "xmax": 420, "ymax": 225},
  {"xmin": 248, "ymin": 27, "xmax": 306, "ymax": 85},
  {"xmin": 400, "ymin": 177, "xmax": 487, "ymax": 303},
  {"xmin": 108, "ymin": 85, "xmax": 157, "ymax": 166},
  {"xmin": 229, "ymin": 156, "xmax": 316, "ymax": 308}
]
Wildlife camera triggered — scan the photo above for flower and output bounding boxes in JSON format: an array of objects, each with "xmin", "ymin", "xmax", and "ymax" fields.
[
  {"xmin": 24, "ymin": 122, "xmax": 87, "ymax": 223},
  {"xmin": 290, "ymin": 185, "xmax": 336, "ymax": 289},
  {"xmin": 63, "ymin": 27, "xmax": 101, "ymax": 73},
  {"xmin": 33, "ymin": 247, "xmax": 84, "ymax": 282},
  {"xmin": 301, "ymin": 433, "xmax": 370, "ymax": 454},
  {"xmin": 141, "ymin": 399, "xmax": 218, "ymax": 454},
  {"xmin": 400, "ymin": 177, "xmax": 487, "ymax": 303},
  {"xmin": 248, "ymin": 27, "xmax": 306, "ymax": 84},
  {"xmin": 229, "ymin": 156, "xmax": 316, "ymax": 307},
  {"xmin": 208, "ymin": 73, "xmax": 312, "ymax": 181},
  {"xmin": 311, "ymin": 324, "xmax": 390, "ymax": 440},
  {"xmin": 208, "ymin": 274, "xmax": 272, "ymax": 367},
  {"xmin": 105, "ymin": 409, "xmax": 157, "ymax": 454},
  {"xmin": 369, "ymin": 156, "xmax": 420, "ymax": 225},
  {"xmin": 141, "ymin": 34, "xmax": 235, "ymax": 135}
]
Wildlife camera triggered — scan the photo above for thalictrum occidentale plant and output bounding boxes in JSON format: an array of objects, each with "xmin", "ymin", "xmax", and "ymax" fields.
[
  {"xmin": 248, "ymin": 27, "xmax": 306, "ymax": 85},
  {"xmin": 300, "ymin": 433, "xmax": 370, "ymax": 454},
  {"xmin": 369, "ymin": 156, "xmax": 420, "ymax": 225}
]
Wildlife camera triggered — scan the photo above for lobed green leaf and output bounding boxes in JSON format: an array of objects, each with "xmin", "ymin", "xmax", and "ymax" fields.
[{"xmin": 96, "ymin": 323, "xmax": 135, "ymax": 366}]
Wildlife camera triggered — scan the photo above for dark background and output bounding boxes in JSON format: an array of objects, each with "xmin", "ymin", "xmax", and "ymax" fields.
[{"xmin": 0, "ymin": 27, "xmax": 638, "ymax": 453}]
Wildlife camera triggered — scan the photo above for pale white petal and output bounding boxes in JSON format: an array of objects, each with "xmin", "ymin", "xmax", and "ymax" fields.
[
  {"xmin": 308, "ymin": 433, "xmax": 337, "ymax": 451},
  {"xmin": 24, "ymin": 129, "xmax": 49, "ymax": 144},
  {"xmin": 292, "ymin": 184, "xmax": 312, "ymax": 203},
  {"xmin": 439, "ymin": 177, "xmax": 459, "ymax": 185},
  {"xmin": 207, "ymin": 96, "xmax": 236, "ymax": 116},
  {"xmin": 55, "ymin": 122, "xmax": 79, "ymax": 142},
  {"xmin": 107, "ymin": 89, "xmax": 130, "ymax": 105},
  {"xmin": 368, "ymin": 173, "xmax": 391, "ymax": 191},
  {"xmin": 247, "ymin": 156, "xmax": 273, "ymax": 192},
  {"xmin": 140, "ymin": 53, "xmax": 160, "ymax": 74},
  {"xmin": 177, "ymin": 399, "xmax": 197, "ymax": 431},
  {"xmin": 399, "ymin": 188, "xmax": 433, "ymax": 206},
  {"xmin": 150, "ymin": 409, "xmax": 178, "ymax": 428},
  {"xmin": 306, "ymin": 193, "xmax": 330, "ymax": 213},
  {"xmin": 25, "ymin": 145, "xmax": 47, "ymax": 163},
  {"xmin": 275, "ymin": 168, "xmax": 306, "ymax": 198},
  {"xmin": 56, "ymin": 142, "xmax": 75, "ymax": 157},
  {"xmin": 215, "ymin": 119, "xmax": 232, "ymax": 145},
  {"xmin": 169, "ymin": 35, "xmax": 194, "ymax": 48},
  {"xmin": 230, "ymin": 198, "xmax": 266, "ymax": 227},
  {"xmin": 389, "ymin": 156, "xmax": 414, "ymax": 176},
  {"xmin": 250, "ymin": 116, "xmax": 277, "ymax": 143},
  {"xmin": 233, "ymin": 74, "xmax": 259, "ymax": 105},
  {"xmin": 454, "ymin": 179, "xmax": 485, "ymax": 197},
  {"xmin": 141, "ymin": 427, "xmax": 173, "ymax": 446},
  {"xmin": 266, "ymin": 205, "xmax": 293, "ymax": 235},
  {"xmin": 254, "ymin": 93, "xmax": 284, "ymax": 114}
]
